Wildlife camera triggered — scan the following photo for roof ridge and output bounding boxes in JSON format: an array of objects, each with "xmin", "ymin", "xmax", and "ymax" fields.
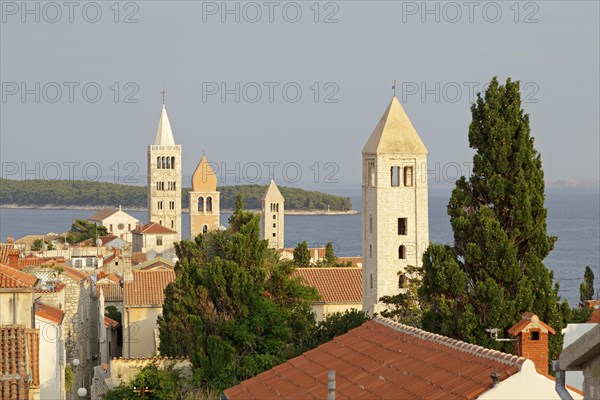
[{"xmin": 373, "ymin": 316, "xmax": 525, "ymax": 368}]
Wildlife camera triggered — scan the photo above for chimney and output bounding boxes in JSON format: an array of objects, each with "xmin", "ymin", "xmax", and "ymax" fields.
[
  {"xmin": 6, "ymin": 236, "xmax": 14, "ymax": 244},
  {"xmin": 508, "ymin": 312, "xmax": 555, "ymax": 375},
  {"xmin": 7, "ymin": 249, "xmax": 20, "ymax": 270}
]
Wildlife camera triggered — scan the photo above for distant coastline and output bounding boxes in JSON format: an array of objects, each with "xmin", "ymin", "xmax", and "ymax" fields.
[{"xmin": 0, "ymin": 204, "xmax": 359, "ymax": 216}]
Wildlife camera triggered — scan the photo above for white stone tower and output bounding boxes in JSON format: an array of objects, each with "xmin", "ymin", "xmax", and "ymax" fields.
[
  {"xmin": 361, "ymin": 95, "xmax": 429, "ymax": 315},
  {"xmin": 147, "ymin": 104, "xmax": 182, "ymax": 242},
  {"xmin": 189, "ymin": 154, "xmax": 220, "ymax": 238},
  {"xmin": 262, "ymin": 180, "xmax": 285, "ymax": 249}
]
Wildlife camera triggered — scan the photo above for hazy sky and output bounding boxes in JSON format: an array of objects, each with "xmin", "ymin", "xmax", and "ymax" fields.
[{"xmin": 1, "ymin": 1, "xmax": 598, "ymax": 193}]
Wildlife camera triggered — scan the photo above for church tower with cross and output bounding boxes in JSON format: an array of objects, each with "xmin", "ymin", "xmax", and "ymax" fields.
[
  {"xmin": 189, "ymin": 153, "xmax": 221, "ymax": 238},
  {"xmin": 361, "ymin": 89, "xmax": 429, "ymax": 315},
  {"xmin": 147, "ymin": 91, "xmax": 182, "ymax": 242}
]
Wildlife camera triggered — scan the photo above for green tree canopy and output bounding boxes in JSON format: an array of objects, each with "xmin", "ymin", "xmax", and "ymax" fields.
[
  {"xmin": 324, "ymin": 242, "xmax": 337, "ymax": 265},
  {"xmin": 579, "ymin": 266, "xmax": 595, "ymax": 304},
  {"xmin": 418, "ymin": 77, "xmax": 569, "ymax": 372},
  {"xmin": 66, "ymin": 219, "xmax": 107, "ymax": 244},
  {"xmin": 293, "ymin": 241, "xmax": 311, "ymax": 267}
]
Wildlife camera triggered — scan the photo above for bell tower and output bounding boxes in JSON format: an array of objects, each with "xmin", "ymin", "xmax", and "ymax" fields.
[
  {"xmin": 262, "ymin": 180, "xmax": 285, "ymax": 249},
  {"xmin": 190, "ymin": 154, "xmax": 220, "ymax": 238},
  {"xmin": 361, "ymin": 95, "xmax": 429, "ymax": 315},
  {"xmin": 147, "ymin": 101, "xmax": 182, "ymax": 242}
]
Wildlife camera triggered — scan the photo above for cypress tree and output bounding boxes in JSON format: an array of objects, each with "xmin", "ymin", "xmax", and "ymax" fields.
[{"xmin": 419, "ymin": 77, "xmax": 570, "ymax": 371}]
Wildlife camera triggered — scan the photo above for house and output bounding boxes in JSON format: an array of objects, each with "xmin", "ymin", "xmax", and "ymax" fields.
[
  {"xmin": 290, "ymin": 267, "xmax": 362, "ymax": 321},
  {"xmin": 133, "ymin": 256, "xmax": 175, "ymax": 271},
  {"xmin": 88, "ymin": 206, "xmax": 140, "ymax": 241},
  {"xmin": 224, "ymin": 315, "xmax": 582, "ymax": 400},
  {"xmin": 98, "ymin": 285, "xmax": 122, "ymax": 364},
  {"xmin": 132, "ymin": 222, "xmax": 178, "ymax": 260},
  {"xmin": 560, "ymin": 324, "xmax": 600, "ymax": 398},
  {"xmin": 34, "ymin": 301, "xmax": 66, "ymax": 400},
  {"xmin": 123, "ymin": 269, "xmax": 175, "ymax": 357},
  {"xmin": 0, "ymin": 263, "xmax": 38, "ymax": 325}
]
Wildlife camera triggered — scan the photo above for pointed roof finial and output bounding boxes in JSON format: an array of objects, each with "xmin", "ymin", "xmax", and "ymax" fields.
[
  {"xmin": 202, "ymin": 149, "xmax": 206, "ymax": 157},
  {"xmin": 161, "ymin": 88, "xmax": 167, "ymax": 106},
  {"xmin": 392, "ymin": 78, "xmax": 397, "ymax": 98}
]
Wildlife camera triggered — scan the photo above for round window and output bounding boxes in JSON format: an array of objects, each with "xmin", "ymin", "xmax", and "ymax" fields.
[{"xmin": 117, "ymin": 223, "xmax": 125, "ymax": 230}]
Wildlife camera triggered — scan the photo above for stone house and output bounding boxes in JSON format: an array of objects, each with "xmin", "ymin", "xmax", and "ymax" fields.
[
  {"xmin": 34, "ymin": 301, "xmax": 66, "ymax": 399},
  {"xmin": 88, "ymin": 206, "xmax": 140, "ymax": 242},
  {"xmin": 131, "ymin": 222, "xmax": 178, "ymax": 260}
]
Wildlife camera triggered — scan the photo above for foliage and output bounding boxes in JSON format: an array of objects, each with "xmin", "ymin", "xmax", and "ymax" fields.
[
  {"xmin": 31, "ymin": 238, "xmax": 44, "ymax": 251},
  {"xmin": 66, "ymin": 219, "xmax": 107, "ymax": 244},
  {"xmin": 103, "ymin": 364, "xmax": 189, "ymax": 400},
  {"xmin": 324, "ymin": 242, "xmax": 337, "ymax": 265},
  {"xmin": 293, "ymin": 241, "xmax": 311, "ymax": 267},
  {"xmin": 309, "ymin": 310, "xmax": 370, "ymax": 347},
  {"xmin": 569, "ymin": 306, "xmax": 592, "ymax": 324},
  {"xmin": 0, "ymin": 179, "xmax": 352, "ymax": 211},
  {"xmin": 64, "ymin": 364, "xmax": 74, "ymax": 391},
  {"xmin": 579, "ymin": 266, "xmax": 595, "ymax": 304},
  {"xmin": 158, "ymin": 198, "xmax": 319, "ymax": 391},
  {"xmin": 105, "ymin": 305, "xmax": 122, "ymax": 324},
  {"xmin": 418, "ymin": 77, "xmax": 570, "ymax": 373},
  {"xmin": 379, "ymin": 264, "xmax": 423, "ymax": 327}
]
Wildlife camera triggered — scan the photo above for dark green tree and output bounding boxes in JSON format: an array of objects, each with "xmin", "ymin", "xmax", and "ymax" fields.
[
  {"xmin": 579, "ymin": 266, "xmax": 595, "ymax": 304},
  {"xmin": 324, "ymin": 242, "xmax": 337, "ymax": 266},
  {"xmin": 103, "ymin": 364, "xmax": 184, "ymax": 400},
  {"xmin": 66, "ymin": 219, "xmax": 107, "ymax": 244},
  {"xmin": 379, "ymin": 264, "xmax": 423, "ymax": 327},
  {"xmin": 419, "ymin": 77, "xmax": 569, "ymax": 372},
  {"xmin": 293, "ymin": 240, "xmax": 311, "ymax": 267},
  {"xmin": 158, "ymin": 198, "xmax": 319, "ymax": 391},
  {"xmin": 31, "ymin": 238, "xmax": 44, "ymax": 251},
  {"xmin": 310, "ymin": 310, "xmax": 370, "ymax": 348}
]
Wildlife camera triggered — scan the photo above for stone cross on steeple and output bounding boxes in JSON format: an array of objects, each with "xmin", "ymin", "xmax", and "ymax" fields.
[
  {"xmin": 161, "ymin": 88, "xmax": 167, "ymax": 105},
  {"xmin": 392, "ymin": 78, "xmax": 397, "ymax": 97}
]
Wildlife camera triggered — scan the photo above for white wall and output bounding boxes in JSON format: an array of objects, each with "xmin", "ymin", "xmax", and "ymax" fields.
[{"xmin": 35, "ymin": 316, "xmax": 65, "ymax": 400}]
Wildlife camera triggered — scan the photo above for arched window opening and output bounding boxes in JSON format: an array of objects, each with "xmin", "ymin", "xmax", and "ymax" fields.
[
  {"xmin": 157, "ymin": 157, "xmax": 161, "ymax": 169},
  {"xmin": 202, "ymin": 225, "xmax": 208, "ymax": 234},
  {"xmin": 198, "ymin": 196, "xmax": 204, "ymax": 212},
  {"xmin": 171, "ymin": 156, "xmax": 175, "ymax": 169},
  {"xmin": 206, "ymin": 196, "xmax": 213, "ymax": 213},
  {"xmin": 398, "ymin": 245, "xmax": 406, "ymax": 260},
  {"xmin": 166, "ymin": 157, "xmax": 171, "ymax": 169}
]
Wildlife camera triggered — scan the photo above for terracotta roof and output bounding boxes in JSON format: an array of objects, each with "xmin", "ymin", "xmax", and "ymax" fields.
[
  {"xmin": 0, "ymin": 263, "xmax": 38, "ymax": 288},
  {"xmin": 99, "ymin": 235, "xmax": 119, "ymax": 245},
  {"xmin": 97, "ymin": 283, "xmax": 124, "ymax": 302},
  {"xmin": 335, "ymin": 257, "xmax": 362, "ymax": 267},
  {"xmin": 132, "ymin": 252, "xmax": 147, "ymax": 266},
  {"xmin": 88, "ymin": 208, "xmax": 119, "ymax": 221},
  {"xmin": 56, "ymin": 264, "xmax": 88, "ymax": 282},
  {"xmin": 0, "ymin": 244, "xmax": 11, "ymax": 264},
  {"xmin": 124, "ymin": 269, "xmax": 175, "ymax": 306},
  {"xmin": 588, "ymin": 309, "xmax": 600, "ymax": 323},
  {"xmin": 0, "ymin": 325, "xmax": 40, "ymax": 398},
  {"xmin": 132, "ymin": 222, "xmax": 177, "ymax": 235},
  {"xmin": 508, "ymin": 312, "xmax": 556, "ymax": 336},
  {"xmin": 291, "ymin": 268, "xmax": 362, "ymax": 303},
  {"xmin": 224, "ymin": 317, "xmax": 525, "ymax": 400},
  {"xmin": 135, "ymin": 257, "xmax": 175, "ymax": 271},
  {"xmin": 35, "ymin": 302, "xmax": 64, "ymax": 324},
  {"xmin": 104, "ymin": 316, "xmax": 120, "ymax": 329}
]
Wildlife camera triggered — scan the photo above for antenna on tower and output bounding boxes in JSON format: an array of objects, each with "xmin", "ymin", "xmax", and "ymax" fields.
[
  {"xmin": 161, "ymin": 88, "xmax": 167, "ymax": 105},
  {"xmin": 392, "ymin": 78, "xmax": 397, "ymax": 97}
]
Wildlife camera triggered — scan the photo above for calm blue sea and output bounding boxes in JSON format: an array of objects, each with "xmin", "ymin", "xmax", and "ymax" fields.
[{"xmin": 0, "ymin": 188, "xmax": 598, "ymax": 307}]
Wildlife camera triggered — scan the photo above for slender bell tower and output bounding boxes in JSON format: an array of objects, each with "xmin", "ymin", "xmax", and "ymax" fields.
[
  {"xmin": 189, "ymin": 154, "xmax": 220, "ymax": 238},
  {"xmin": 262, "ymin": 180, "xmax": 285, "ymax": 249},
  {"xmin": 361, "ymin": 92, "xmax": 429, "ymax": 315},
  {"xmin": 147, "ymin": 92, "xmax": 182, "ymax": 242}
]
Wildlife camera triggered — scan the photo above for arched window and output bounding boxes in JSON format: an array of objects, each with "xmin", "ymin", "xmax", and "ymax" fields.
[
  {"xmin": 171, "ymin": 220, "xmax": 174, "ymax": 229},
  {"xmin": 202, "ymin": 225, "xmax": 208, "ymax": 234},
  {"xmin": 161, "ymin": 157, "xmax": 166, "ymax": 169},
  {"xmin": 206, "ymin": 196, "xmax": 213, "ymax": 213},
  {"xmin": 369, "ymin": 244, "xmax": 372, "ymax": 258},
  {"xmin": 157, "ymin": 157, "xmax": 161, "ymax": 169},
  {"xmin": 198, "ymin": 196, "xmax": 204, "ymax": 212},
  {"xmin": 398, "ymin": 245, "xmax": 406, "ymax": 260},
  {"xmin": 166, "ymin": 157, "xmax": 171, "ymax": 169},
  {"xmin": 171, "ymin": 156, "xmax": 175, "ymax": 169}
]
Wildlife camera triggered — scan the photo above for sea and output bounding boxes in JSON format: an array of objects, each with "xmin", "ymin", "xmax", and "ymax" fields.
[{"xmin": 0, "ymin": 188, "xmax": 598, "ymax": 307}]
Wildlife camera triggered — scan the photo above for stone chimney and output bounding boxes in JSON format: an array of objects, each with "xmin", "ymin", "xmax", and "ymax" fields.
[
  {"xmin": 508, "ymin": 312, "xmax": 555, "ymax": 375},
  {"xmin": 7, "ymin": 248, "xmax": 20, "ymax": 270}
]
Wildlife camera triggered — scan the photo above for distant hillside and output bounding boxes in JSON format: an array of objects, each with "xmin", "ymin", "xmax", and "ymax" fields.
[{"xmin": 0, "ymin": 179, "xmax": 352, "ymax": 211}]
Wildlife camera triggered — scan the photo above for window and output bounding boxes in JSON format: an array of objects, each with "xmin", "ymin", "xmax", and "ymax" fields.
[
  {"xmin": 368, "ymin": 161, "xmax": 375, "ymax": 186},
  {"xmin": 198, "ymin": 196, "xmax": 204, "ymax": 212},
  {"xmin": 391, "ymin": 166, "xmax": 400, "ymax": 187},
  {"xmin": 398, "ymin": 218, "xmax": 407, "ymax": 235},
  {"xmin": 158, "ymin": 201, "xmax": 163, "ymax": 210},
  {"xmin": 156, "ymin": 236, "xmax": 163, "ymax": 246},
  {"xmin": 272, "ymin": 233, "xmax": 276, "ymax": 237},
  {"xmin": 398, "ymin": 245, "xmax": 406, "ymax": 260},
  {"xmin": 166, "ymin": 157, "xmax": 171, "ymax": 169},
  {"xmin": 370, "ymin": 274, "xmax": 373, "ymax": 289},
  {"xmin": 404, "ymin": 166, "xmax": 414, "ymax": 187},
  {"xmin": 171, "ymin": 156, "xmax": 175, "ymax": 169},
  {"xmin": 128, "ymin": 224, "xmax": 131, "ymax": 230},
  {"xmin": 202, "ymin": 225, "xmax": 208, "ymax": 234},
  {"xmin": 161, "ymin": 157, "xmax": 166, "ymax": 169},
  {"xmin": 169, "ymin": 201, "xmax": 175, "ymax": 210},
  {"xmin": 273, "ymin": 223, "xmax": 276, "ymax": 228},
  {"xmin": 530, "ymin": 331, "xmax": 540, "ymax": 341},
  {"xmin": 118, "ymin": 223, "xmax": 124, "ymax": 230},
  {"xmin": 171, "ymin": 220, "xmax": 174, "ymax": 229},
  {"xmin": 369, "ymin": 215, "xmax": 373, "ymax": 234},
  {"xmin": 157, "ymin": 157, "xmax": 161, "ymax": 169},
  {"xmin": 206, "ymin": 196, "xmax": 213, "ymax": 213},
  {"xmin": 173, "ymin": 182, "xmax": 176, "ymax": 190},
  {"xmin": 273, "ymin": 214, "xmax": 276, "ymax": 220},
  {"xmin": 369, "ymin": 244, "xmax": 372, "ymax": 258},
  {"xmin": 159, "ymin": 220, "xmax": 162, "ymax": 225},
  {"xmin": 398, "ymin": 273, "xmax": 407, "ymax": 288}
]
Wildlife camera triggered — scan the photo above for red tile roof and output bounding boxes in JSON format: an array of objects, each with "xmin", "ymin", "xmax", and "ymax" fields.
[
  {"xmin": 335, "ymin": 257, "xmax": 362, "ymax": 267},
  {"xmin": 0, "ymin": 263, "xmax": 38, "ymax": 288},
  {"xmin": 132, "ymin": 222, "xmax": 177, "ymax": 235},
  {"xmin": 588, "ymin": 309, "xmax": 600, "ymax": 323},
  {"xmin": 97, "ymin": 283, "xmax": 124, "ymax": 302},
  {"xmin": 124, "ymin": 270, "xmax": 175, "ymax": 306},
  {"xmin": 132, "ymin": 252, "xmax": 147, "ymax": 266},
  {"xmin": 0, "ymin": 325, "xmax": 40, "ymax": 398},
  {"xmin": 99, "ymin": 235, "xmax": 119, "ymax": 245},
  {"xmin": 104, "ymin": 316, "xmax": 120, "ymax": 329},
  {"xmin": 224, "ymin": 317, "xmax": 525, "ymax": 400},
  {"xmin": 88, "ymin": 208, "xmax": 119, "ymax": 221},
  {"xmin": 291, "ymin": 268, "xmax": 362, "ymax": 303},
  {"xmin": 34, "ymin": 302, "xmax": 64, "ymax": 324},
  {"xmin": 56, "ymin": 264, "xmax": 88, "ymax": 282}
]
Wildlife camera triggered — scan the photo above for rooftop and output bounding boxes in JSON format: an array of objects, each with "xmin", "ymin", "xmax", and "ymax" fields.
[
  {"xmin": 34, "ymin": 302, "xmax": 65, "ymax": 324},
  {"xmin": 224, "ymin": 317, "xmax": 526, "ymax": 400},
  {"xmin": 0, "ymin": 325, "xmax": 40, "ymax": 398},
  {"xmin": 124, "ymin": 269, "xmax": 175, "ymax": 307},
  {"xmin": 132, "ymin": 222, "xmax": 178, "ymax": 235},
  {"xmin": 0, "ymin": 263, "xmax": 38, "ymax": 288},
  {"xmin": 291, "ymin": 268, "xmax": 362, "ymax": 303}
]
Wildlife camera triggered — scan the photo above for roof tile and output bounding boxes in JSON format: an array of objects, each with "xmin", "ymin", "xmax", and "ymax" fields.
[
  {"xmin": 124, "ymin": 269, "xmax": 175, "ymax": 306},
  {"xmin": 290, "ymin": 268, "xmax": 361, "ymax": 303}
]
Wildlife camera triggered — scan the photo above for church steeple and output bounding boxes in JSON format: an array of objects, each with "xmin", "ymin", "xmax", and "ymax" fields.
[
  {"xmin": 153, "ymin": 105, "xmax": 175, "ymax": 146},
  {"xmin": 189, "ymin": 153, "xmax": 220, "ymax": 238},
  {"xmin": 262, "ymin": 180, "xmax": 285, "ymax": 249}
]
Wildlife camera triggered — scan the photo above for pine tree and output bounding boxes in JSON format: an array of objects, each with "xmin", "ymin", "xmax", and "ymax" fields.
[
  {"xmin": 419, "ymin": 77, "xmax": 569, "ymax": 372},
  {"xmin": 293, "ymin": 240, "xmax": 311, "ymax": 267},
  {"xmin": 324, "ymin": 242, "xmax": 337, "ymax": 266},
  {"xmin": 579, "ymin": 266, "xmax": 595, "ymax": 304}
]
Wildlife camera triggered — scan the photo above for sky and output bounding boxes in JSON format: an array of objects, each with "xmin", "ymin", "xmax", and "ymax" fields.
[{"xmin": 1, "ymin": 1, "xmax": 599, "ymax": 195}]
